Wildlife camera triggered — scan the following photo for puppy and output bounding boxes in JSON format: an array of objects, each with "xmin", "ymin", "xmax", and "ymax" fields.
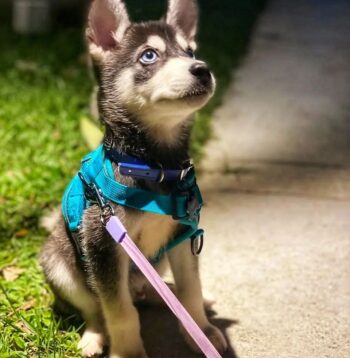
[{"xmin": 39, "ymin": 0, "xmax": 227, "ymax": 357}]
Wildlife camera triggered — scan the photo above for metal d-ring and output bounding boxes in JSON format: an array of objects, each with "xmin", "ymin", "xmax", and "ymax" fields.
[
  {"xmin": 191, "ymin": 234, "xmax": 204, "ymax": 256},
  {"xmin": 179, "ymin": 168, "xmax": 186, "ymax": 181},
  {"xmin": 179, "ymin": 162, "xmax": 194, "ymax": 181},
  {"xmin": 157, "ymin": 164, "xmax": 165, "ymax": 183}
]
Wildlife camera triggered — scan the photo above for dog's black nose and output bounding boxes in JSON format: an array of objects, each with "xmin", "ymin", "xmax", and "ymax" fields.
[{"xmin": 189, "ymin": 63, "xmax": 211, "ymax": 86}]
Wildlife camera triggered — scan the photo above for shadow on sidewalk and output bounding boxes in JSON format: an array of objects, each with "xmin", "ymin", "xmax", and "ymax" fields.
[
  {"xmin": 139, "ymin": 304, "xmax": 239, "ymax": 358},
  {"xmin": 54, "ymin": 303, "xmax": 238, "ymax": 358}
]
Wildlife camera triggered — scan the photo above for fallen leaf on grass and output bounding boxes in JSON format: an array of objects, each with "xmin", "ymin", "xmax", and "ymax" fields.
[
  {"xmin": 1, "ymin": 266, "xmax": 25, "ymax": 281},
  {"xmin": 15, "ymin": 60, "xmax": 39, "ymax": 72},
  {"xmin": 15, "ymin": 228, "xmax": 29, "ymax": 238},
  {"xmin": 8, "ymin": 299, "xmax": 36, "ymax": 318},
  {"xmin": 52, "ymin": 130, "xmax": 61, "ymax": 140},
  {"xmin": 15, "ymin": 321, "xmax": 32, "ymax": 335},
  {"xmin": 20, "ymin": 299, "xmax": 36, "ymax": 311}
]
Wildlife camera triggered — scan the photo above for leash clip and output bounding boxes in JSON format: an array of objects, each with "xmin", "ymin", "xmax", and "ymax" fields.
[{"xmin": 78, "ymin": 172, "xmax": 115, "ymax": 225}]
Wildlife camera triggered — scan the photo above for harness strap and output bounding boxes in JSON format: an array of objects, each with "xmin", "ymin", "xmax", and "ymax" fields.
[
  {"xmin": 83, "ymin": 146, "xmax": 190, "ymax": 217},
  {"xmin": 62, "ymin": 145, "xmax": 204, "ymax": 261}
]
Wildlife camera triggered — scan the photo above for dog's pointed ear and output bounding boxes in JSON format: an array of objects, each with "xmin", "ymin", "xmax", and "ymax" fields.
[
  {"xmin": 166, "ymin": 0, "xmax": 198, "ymax": 43},
  {"xmin": 86, "ymin": 0, "xmax": 130, "ymax": 63}
]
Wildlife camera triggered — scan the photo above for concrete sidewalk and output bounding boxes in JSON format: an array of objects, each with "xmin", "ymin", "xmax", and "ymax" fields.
[{"xmin": 198, "ymin": 0, "xmax": 350, "ymax": 357}]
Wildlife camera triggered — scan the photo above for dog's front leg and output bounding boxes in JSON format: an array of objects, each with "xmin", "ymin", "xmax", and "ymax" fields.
[
  {"xmin": 168, "ymin": 242, "xmax": 228, "ymax": 355},
  {"xmin": 85, "ymin": 235, "xmax": 147, "ymax": 358}
]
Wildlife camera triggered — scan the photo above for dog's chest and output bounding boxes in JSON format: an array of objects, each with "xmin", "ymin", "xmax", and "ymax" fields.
[{"xmin": 127, "ymin": 212, "xmax": 177, "ymax": 258}]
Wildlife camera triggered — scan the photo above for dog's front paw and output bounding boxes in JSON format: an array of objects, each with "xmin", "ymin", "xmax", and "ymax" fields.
[
  {"xmin": 78, "ymin": 330, "xmax": 105, "ymax": 357},
  {"xmin": 181, "ymin": 324, "xmax": 228, "ymax": 355},
  {"xmin": 203, "ymin": 324, "xmax": 228, "ymax": 355}
]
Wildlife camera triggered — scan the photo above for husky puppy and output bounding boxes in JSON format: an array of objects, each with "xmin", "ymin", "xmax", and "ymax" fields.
[{"xmin": 39, "ymin": 0, "xmax": 227, "ymax": 357}]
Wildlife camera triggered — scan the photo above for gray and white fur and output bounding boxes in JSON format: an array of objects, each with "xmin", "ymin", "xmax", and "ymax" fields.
[{"xmin": 39, "ymin": 0, "xmax": 227, "ymax": 357}]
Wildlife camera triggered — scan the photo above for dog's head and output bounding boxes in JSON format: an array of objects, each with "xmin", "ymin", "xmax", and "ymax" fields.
[{"xmin": 87, "ymin": 0, "xmax": 215, "ymax": 145}]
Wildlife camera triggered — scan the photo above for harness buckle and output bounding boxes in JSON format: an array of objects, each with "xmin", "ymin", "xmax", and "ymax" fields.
[
  {"xmin": 171, "ymin": 166, "xmax": 202, "ymax": 221},
  {"xmin": 187, "ymin": 189, "xmax": 201, "ymax": 222},
  {"xmin": 171, "ymin": 186, "xmax": 202, "ymax": 221}
]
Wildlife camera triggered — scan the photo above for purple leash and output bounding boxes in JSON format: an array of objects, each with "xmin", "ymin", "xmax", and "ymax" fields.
[{"xmin": 106, "ymin": 216, "xmax": 221, "ymax": 358}]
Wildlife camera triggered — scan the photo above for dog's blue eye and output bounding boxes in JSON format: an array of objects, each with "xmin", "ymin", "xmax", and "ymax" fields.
[
  {"xmin": 140, "ymin": 50, "xmax": 158, "ymax": 64},
  {"xmin": 186, "ymin": 48, "xmax": 195, "ymax": 59}
]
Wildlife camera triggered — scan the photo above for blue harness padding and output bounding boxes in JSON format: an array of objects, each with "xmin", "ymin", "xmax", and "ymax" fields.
[{"xmin": 62, "ymin": 145, "xmax": 204, "ymax": 260}]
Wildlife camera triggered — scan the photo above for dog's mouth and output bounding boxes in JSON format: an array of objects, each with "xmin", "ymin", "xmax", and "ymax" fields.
[
  {"xmin": 154, "ymin": 89, "xmax": 211, "ymax": 106},
  {"xmin": 149, "ymin": 83, "xmax": 215, "ymax": 107},
  {"xmin": 179, "ymin": 88, "xmax": 210, "ymax": 100},
  {"xmin": 176, "ymin": 87, "xmax": 213, "ymax": 107}
]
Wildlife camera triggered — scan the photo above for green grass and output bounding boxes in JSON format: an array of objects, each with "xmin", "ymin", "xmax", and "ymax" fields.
[{"xmin": 0, "ymin": 0, "xmax": 266, "ymax": 356}]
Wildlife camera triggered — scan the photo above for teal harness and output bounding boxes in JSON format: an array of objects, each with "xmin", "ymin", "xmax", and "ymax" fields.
[{"xmin": 62, "ymin": 145, "xmax": 204, "ymax": 261}]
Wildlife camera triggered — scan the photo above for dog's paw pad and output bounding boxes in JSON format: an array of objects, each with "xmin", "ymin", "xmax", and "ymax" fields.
[{"xmin": 78, "ymin": 330, "xmax": 105, "ymax": 357}]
